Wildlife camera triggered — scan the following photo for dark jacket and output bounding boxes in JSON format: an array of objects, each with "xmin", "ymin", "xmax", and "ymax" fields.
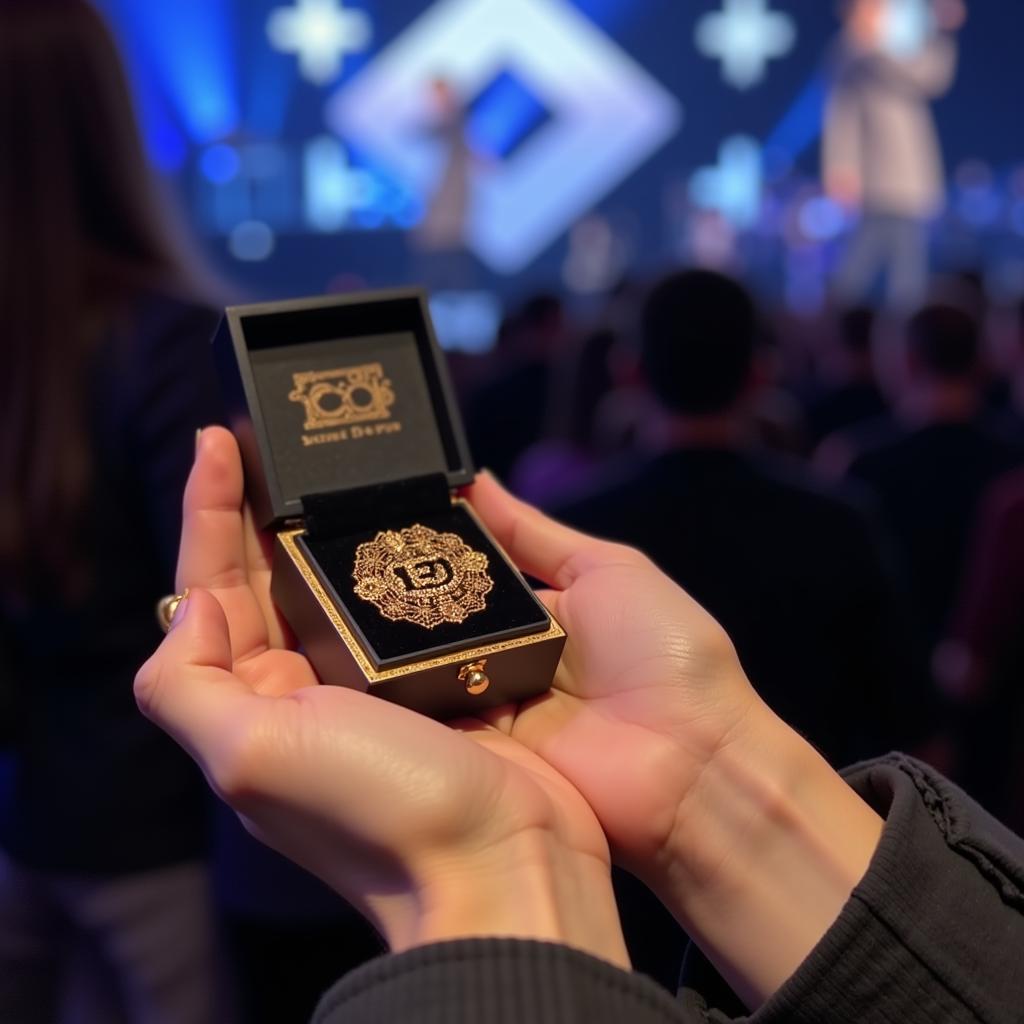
[
  {"xmin": 0, "ymin": 290, "xmax": 223, "ymax": 874},
  {"xmin": 556, "ymin": 448, "xmax": 931, "ymax": 766},
  {"xmin": 846, "ymin": 420, "xmax": 1024, "ymax": 643},
  {"xmin": 314, "ymin": 755, "xmax": 1024, "ymax": 1024}
]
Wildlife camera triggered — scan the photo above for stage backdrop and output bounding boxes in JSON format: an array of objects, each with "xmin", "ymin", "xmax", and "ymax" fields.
[{"xmin": 93, "ymin": 0, "xmax": 1024, "ymax": 311}]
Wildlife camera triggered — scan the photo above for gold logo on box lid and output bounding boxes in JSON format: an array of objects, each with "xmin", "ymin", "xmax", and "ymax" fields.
[
  {"xmin": 353, "ymin": 524, "xmax": 493, "ymax": 629},
  {"xmin": 289, "ymin": 363, "xmax": 395, "ymax": 432}
]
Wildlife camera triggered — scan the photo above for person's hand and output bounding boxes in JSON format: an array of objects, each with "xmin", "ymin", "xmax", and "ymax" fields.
[
  {"xmin": 135, "ymin": 428, "xmax": 628, "ymax": 967},
  {"xmin": 467, "ymin": 475, "xmax": 883, "ymax": 1007},
  {"xmin": 933, "ymin": 0, "xmax": 967, "ymax": 32},
  {"xmin": 467, "ymin": 473, "xmax": 761, "ymax": 877},
  {"xmin": 825, "ymin": 167, "xmax": 863, "ymax": 210}
]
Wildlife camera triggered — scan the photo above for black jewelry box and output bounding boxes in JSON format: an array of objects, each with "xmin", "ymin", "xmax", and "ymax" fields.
[{"xmin": 213, "ymin": 289, "xmax": 565, "ymax": 720}]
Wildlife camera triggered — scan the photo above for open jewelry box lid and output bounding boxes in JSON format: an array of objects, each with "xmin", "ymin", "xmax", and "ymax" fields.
[{"xmin": 213, "ymin": 289, "xmax": 476, "ymax": 530}]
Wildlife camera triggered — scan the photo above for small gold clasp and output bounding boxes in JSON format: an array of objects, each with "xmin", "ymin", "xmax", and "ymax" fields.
[{"xmin": 458, "ymin": 660, "xmax": 490, "ymax": 695}]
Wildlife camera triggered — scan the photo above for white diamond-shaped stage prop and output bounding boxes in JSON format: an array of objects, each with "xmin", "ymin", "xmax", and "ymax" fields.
[{"xmin": 327, "ymin": 0, "xmax": 681, "ymax": 274}]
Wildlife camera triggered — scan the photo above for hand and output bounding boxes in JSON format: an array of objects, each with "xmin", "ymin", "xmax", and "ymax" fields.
[
  {"xmin": 467, "ymin": 475, "xmax": 883, "ymax": 1007},
  {"xmin": 466, "ymin": 473, "xmax": 757, "ymax": 876},
  {"xmin": 135, "ymin": 428, "xmax": 628, "ymax": 967},
  {"xmin": 825, "ymin": 168, "xmax": 863, "ymax": 210},
  {"xmin": 933, "ymin": 0, "xmax": 967, "ymax": 32}
]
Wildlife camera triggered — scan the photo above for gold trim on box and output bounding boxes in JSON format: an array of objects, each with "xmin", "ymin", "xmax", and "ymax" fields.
[{"xmin": 277, "ymin": 507, "xmax": 564, "ymax": 683}]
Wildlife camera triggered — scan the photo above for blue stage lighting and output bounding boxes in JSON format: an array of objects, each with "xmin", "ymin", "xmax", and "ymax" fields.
[
  {"xmin": 766, "ymin": 73, "xmax": 828, "ymax": 162},
  {"xmin": 245, "ymin": 50, "xmax": 296, "ymax": 139},
  {"xmin": 959, "ymin": 189, "xmax": 1003, "ymax": 229},
  {"xmin": 571, "ymin": 0, "xmax": 645, "ymax": 32},
  {"xmin": 395, "ymin": 202, "xmax": 424, "ymax": 229},
  {"xmin": 200, "ymin": 144, "xmax": 242, "ymax": 185},
  {"xmin": 229, "ymin": 220, "xmax": 277, "ymax": 261},
  {"xmin": 696, "ymin": 0, "xmax": 796, "ymax": 92},
  {"xmin": 303, "ymin": 135, "xmax": 364, "ymax": 231},
  {"xmin": 98, "ymin": 0, "xmax": 239, "ymax": 144},
  {"xmin": 147, "ymin": 116, "xmax": 189, "ymax": 174},
  {"xmin": 467, "ymin": 71, "xmax": 553, "ymax": 161},
  {"xmin": 690, "ymin": 135, "xmax": 763, "ymax": 229},
  {"xmin": 1011, "ymin": 202, "xmax": 1024, "ymax": 238},
  {"xmin": 798, "ymin": 196, "xmax": 847, "ymax": 241},
  {"xmin": 882, "ymin": 0, "xmax": 934, "ymax": 58},
  {"xmin": 429, "ymin": 291, "xmax": 503, "ymax": 353}
]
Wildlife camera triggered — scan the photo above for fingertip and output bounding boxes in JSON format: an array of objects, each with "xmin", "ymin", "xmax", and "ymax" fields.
[
  {"xmin": 196, "ymin": 426, "xmax": 242, "ymax": 477},
  {"xmin": 465, "ymin": 468, "xmax": 521, "ymax": 521},
  {"xmin": 197, "ymin": 424, "xmax": 236, "ymax": 450},
  {"xmin": 184, "ymin": 427, "xmax": 244, "ymax": 514}
]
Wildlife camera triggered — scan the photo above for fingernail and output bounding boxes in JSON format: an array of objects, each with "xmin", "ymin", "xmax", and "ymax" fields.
[
  {"xmin": 169, "ymin": 588, "xmax": 191, "ymax": 630},
  {"xmin": 195, "ymin": 428, "xmax": 204, "ymax": 456}
]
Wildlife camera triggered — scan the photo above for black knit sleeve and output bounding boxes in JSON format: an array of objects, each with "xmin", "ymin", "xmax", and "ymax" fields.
[
  {"xmin": 312, "ymin": 939, "xmax": 699, "ymax": 1024},
  {"xmin": 738, "ymin": 754, "xmax": 1024, "ymax": 1024},
  {"xmin": 316, "ymin": 755, "xmax": 1024, "ymax": 1024}
]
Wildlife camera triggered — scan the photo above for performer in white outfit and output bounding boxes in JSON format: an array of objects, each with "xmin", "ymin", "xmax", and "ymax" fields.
[{"xmin": 824, "ymin": 0, "xmax": 967, "ymax": 309}]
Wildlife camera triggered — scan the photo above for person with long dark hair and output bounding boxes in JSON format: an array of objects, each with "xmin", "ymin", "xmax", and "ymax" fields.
[{"xmin": 0, "ymin": 2, "xmax": 230, "ymax": 1020}]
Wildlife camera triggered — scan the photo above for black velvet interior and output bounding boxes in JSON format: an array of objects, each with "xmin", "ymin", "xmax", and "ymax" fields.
[
  {"xmin": 298, "ymin": 505, "xmax": 550, "ymax": 669},
  {"xmin": 303, "ymin": 475, "xmax": 451, "ymax": 538}
]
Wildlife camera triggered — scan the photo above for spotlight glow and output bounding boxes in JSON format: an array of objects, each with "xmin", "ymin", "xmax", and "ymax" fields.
[
  {"xmin": 690, "ymin": 135, "xmax": 763, "ymax": 229},
  {"xmin": 696, "ymin": 0, "xmax": 796, "ymax": 91},
  {"xmin": 267, "ymin": 0, "xmax": 372, "ymax": 85}
]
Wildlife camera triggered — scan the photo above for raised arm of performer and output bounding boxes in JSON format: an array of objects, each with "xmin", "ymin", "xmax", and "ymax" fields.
[{"xmin": 874, "ymin": 0, "xmax": 966, "ymax": 95}]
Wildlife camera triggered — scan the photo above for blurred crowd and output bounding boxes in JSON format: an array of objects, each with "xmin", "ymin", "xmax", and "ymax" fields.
[
  {"xmin": 454, "ymin": 272, "xmax": 1024, "ymax": 831},
  {"xmin": 451, "ymin": 286, "xmax": 1024, "ymax": 986}
]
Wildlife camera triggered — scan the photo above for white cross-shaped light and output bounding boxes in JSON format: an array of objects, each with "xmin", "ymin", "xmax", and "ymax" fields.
[
  {"xmin": 267, "ymin": 0, "xmax": 372, "ymax": 86},
  {"xmin": 696, "ymin": 0, "xmax": 796, "ymax": 91},
  {"xmin": 689, "ymin": 135, "xmax": 763, "ymax": 228}
]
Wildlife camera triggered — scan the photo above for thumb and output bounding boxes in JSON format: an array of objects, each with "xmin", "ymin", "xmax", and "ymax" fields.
[
  {"xmin": 135, "ymin": 588, "xmax": 251, "ymax": 758},
  {"xmin": 466, "ymin": 472, "xmax": 646, "ymax": 590}
]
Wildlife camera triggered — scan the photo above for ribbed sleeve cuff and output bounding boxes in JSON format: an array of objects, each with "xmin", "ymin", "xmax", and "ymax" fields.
[
  {"xmin": 313, "ymin": 939, "xmax": 685, "ymax": 1024},
  {"xmin": 748, "ymin": 753, "xmax": 1024, "ymax": 1024}
]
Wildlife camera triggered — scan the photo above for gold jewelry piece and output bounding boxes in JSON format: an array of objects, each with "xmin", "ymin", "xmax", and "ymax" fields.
[
  {"xmin": 352, "ymin": 524, "xmax": 493, "ymax": 629},
  {"xmin": 156, "ymin": 590, "xmax": 189, "ymax": 634}
]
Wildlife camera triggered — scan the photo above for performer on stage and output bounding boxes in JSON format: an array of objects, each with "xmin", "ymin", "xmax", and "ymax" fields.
[
  {"xmin": 824, "ymin": 0, "xmax": 967, "ymax": 310},
  {"xmin": 413, "ymin": 78, "xmax": 474, "ymax": 288}
]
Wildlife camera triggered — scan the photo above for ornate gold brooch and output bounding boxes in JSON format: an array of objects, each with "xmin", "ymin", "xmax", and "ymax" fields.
[{"xmin": 352, "ymin": 524, "xmax": 493, "ymax": 629}]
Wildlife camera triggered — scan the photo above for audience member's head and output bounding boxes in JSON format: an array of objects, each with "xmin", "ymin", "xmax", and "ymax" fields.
[
  {"xmin": 928, "ymin": 270, "xmax": 990, "ymax": 326},
  {"xmin": 550, "ymin": 328, "xmax": 617, "ymax": 449},
  {"xmin": 641, "ymin": 269, "xmax": 759, "ymax": 416},
  {"xmin": 907, "ymin": 304, "xmax": 982, "ymax": 384},
  {"xmin": 837, "ymin": 306, "xmax": 876, "ymax": 357},
  {"xmin": 520, "ymin": 293, "xmax": 565, "ymax": 335},
  {"xmin": 498, "ymin": 292, "xmax": 567, "ymax": 359}
]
